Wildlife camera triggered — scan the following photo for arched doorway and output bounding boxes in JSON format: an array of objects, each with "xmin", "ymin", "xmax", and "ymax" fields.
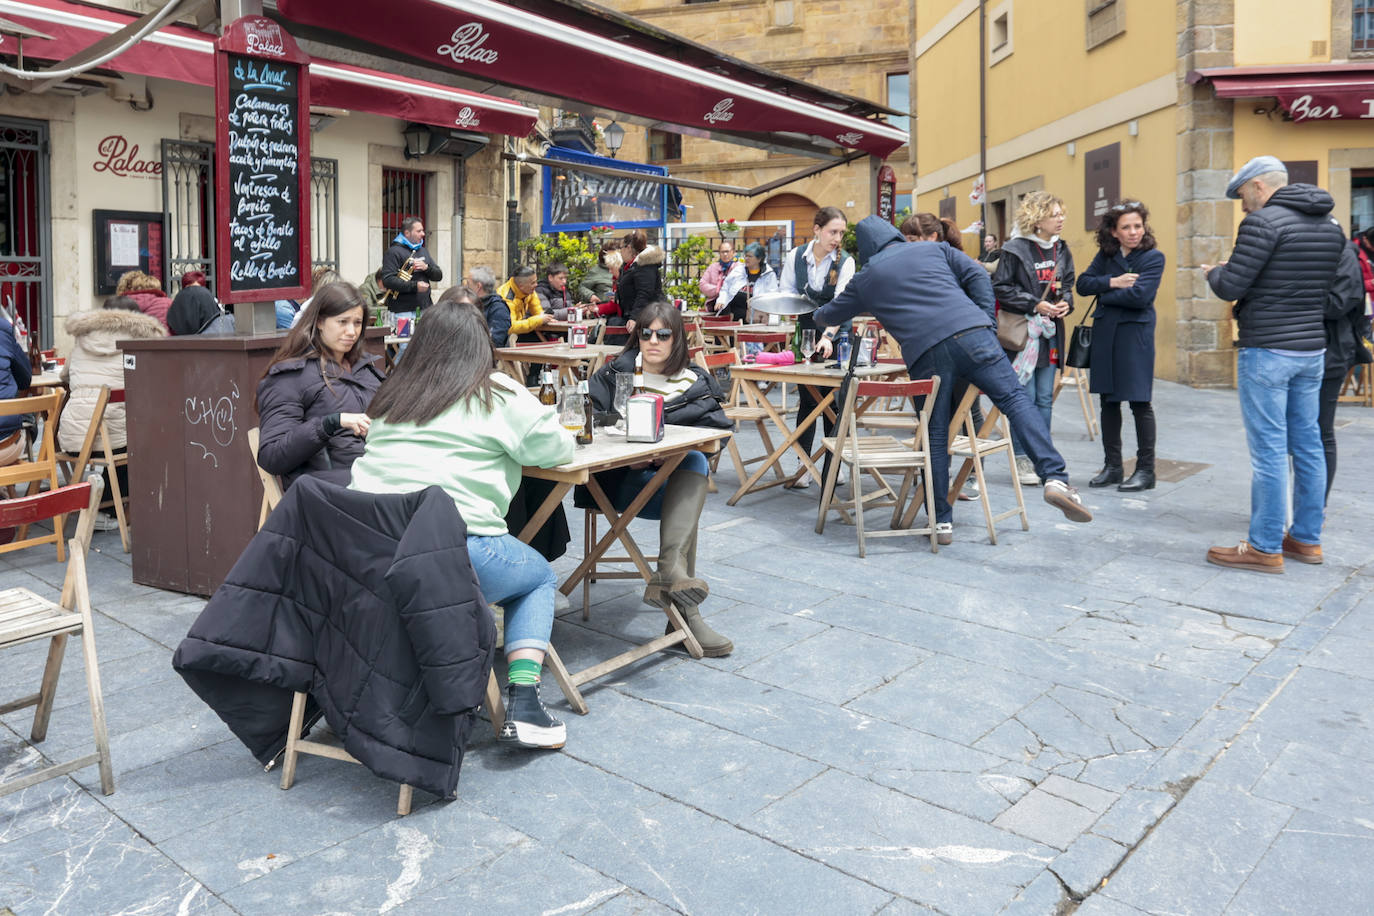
[{"xmin": 747, "ymin": 192, "xmax": 817, "ymax": 253}]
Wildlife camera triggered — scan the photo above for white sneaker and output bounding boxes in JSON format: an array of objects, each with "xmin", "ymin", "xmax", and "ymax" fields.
[
  {"xmin": 91, "ymin": 514, "xmax": 121, "ymax": 532},
  {"xmin": 935, "ymin": 522, "xmax": 953, "ymax": 545},
  {"xmin": 1044, "ymin": 479, "xmax": 1093, "ymax": 523},
  {"xmin": 1016, "ymin": 456, "xmax": 1040, "ymax": 487}
]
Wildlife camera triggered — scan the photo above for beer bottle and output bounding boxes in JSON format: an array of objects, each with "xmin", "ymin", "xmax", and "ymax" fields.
[
  {"xmin": 537, "ymin": 366, "xmax": 558, "ymax": 406},
  {"xmin": 633, "ymin": 352, "xmax": 645, "ymax": 395},
  {"xmin": 576, "ymin": 366, "xmax": 594, "ymax": 446}
]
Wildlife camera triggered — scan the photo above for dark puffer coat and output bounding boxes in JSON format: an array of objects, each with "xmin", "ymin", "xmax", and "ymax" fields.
[
  {"xmin": 615, "ymin": 246, "xmax": 665, "ymax": 326},
  {"xmin": 1207, "ymin": 184, "xmax": 1347, "ymax": 351},
  {"xmin": 255, "ymin": 352, "xmax": 384, "ymax": 486},
  {"xmin": 173, "ymin": 477, "xmax": 496, "ymax": 799}
]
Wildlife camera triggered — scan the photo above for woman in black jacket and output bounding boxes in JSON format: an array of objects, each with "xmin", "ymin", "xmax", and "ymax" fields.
[
  {"xmin": 993, "ymin": 191, "xmax": 1074, "ymax": 486},
  {"xmin": 1075, "ymin": 200, "xmax": 1166, "ymax": 492},
  {"xmin": 254, "ymin": 282, "xmax": 384, "ymax": 487},
  {"xmin": 615, "ymin": 229, "xmax": 664, "ymax": 328},
  {"xmin": 1319, "ymin": 243, "xmax": 1370, "ymax": 502},
  {"xmin": 588, "ymin": 300, "xmax": 734, "ymax": 656}
]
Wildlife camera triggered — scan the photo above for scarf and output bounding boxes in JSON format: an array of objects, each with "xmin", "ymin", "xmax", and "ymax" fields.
[
  {"xmin": 1010, "ymin": 314, "xmax": 1056, "ymax": 383},
  {"xmin": 393, "ymin": 233, "xmax": 422, "ymax": 251}
]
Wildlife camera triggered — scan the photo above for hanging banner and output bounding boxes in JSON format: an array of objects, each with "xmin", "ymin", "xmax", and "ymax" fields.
[
  {"xmin": 876, "ymin": 165, "xmax": 897, "ymax": 224},
  {"xmin": 214, "ymin": 16, "xmax": 312, "ymax": 304},
  {"xmin": 968, "ymin": 173, "xmax": 986, "ymax": 207}
]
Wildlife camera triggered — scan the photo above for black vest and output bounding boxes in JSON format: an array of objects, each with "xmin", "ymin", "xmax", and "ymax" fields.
[{"xmin": 792, "ymin": 245, "xmax": 850, "ymax": 333}]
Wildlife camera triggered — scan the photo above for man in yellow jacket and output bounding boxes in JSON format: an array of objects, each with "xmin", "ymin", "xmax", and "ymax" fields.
[{"xmin": 498, "ymin": 266, "xmax": 549, "ymax": 343}]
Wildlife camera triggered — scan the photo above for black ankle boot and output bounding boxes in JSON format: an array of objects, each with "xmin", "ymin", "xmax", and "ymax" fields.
[
  {"xmin": 1089, "ymin": 466, "xmax": 1123, "ymax": 488},
  {"xmin": 1118, "ymin": 467, "xmax": 1155, "ymax": 491}
]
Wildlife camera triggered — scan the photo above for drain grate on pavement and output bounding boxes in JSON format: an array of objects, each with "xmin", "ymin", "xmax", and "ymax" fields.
[{"xmin": 1121, "ymin": 457, "xmax": 1211, "ymax": 482}]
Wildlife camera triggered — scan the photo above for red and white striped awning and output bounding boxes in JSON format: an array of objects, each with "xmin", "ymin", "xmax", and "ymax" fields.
[
  {"xmin": 0, "ymin": 0, "xmax": 538, "ymax": 137},
  {"xmin": 276, "ymin": 0, "xmax": 908, "ymax": 159}
]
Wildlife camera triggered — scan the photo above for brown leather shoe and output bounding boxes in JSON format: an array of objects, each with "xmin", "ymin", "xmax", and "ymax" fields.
[
  {"xmin": 1206, "ymin": 541, "xmax": 1284, "ymax": 574},
  {"xmin": 1281, "ymin": 533, "xmax": 1323, "ymax": 565}
]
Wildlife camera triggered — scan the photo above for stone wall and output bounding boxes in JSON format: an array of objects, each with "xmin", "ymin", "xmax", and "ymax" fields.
[{"xmin": 1174, "ymin": 0, "xmax": 1236, "ymax": 387}]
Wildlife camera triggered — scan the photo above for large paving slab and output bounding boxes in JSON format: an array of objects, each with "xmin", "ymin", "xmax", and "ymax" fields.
[{"xmin": 2, "ymin": 379, "xmax": 1374, "ymax": 913}]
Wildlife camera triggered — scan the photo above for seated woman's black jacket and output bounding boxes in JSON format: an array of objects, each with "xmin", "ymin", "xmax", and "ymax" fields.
[{"xmin": 588, "ymin": 349, "xmax": 732, "ymax": 429}]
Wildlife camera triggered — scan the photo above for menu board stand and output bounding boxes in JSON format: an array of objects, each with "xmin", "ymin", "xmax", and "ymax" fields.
[{"xmin": 214, "ymin": 16, "xmax": 312, "ymax": 326}]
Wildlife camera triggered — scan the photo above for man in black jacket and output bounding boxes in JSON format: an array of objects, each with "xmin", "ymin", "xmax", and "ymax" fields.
[
  {"xmin": 381, "ymin": 216, "xmax": 442, "ymax": 322},
  {"xmin": 466, "ymin": 264, "xmax": 510, "ymax": 348},
  {"xmin": 1202, "ymin": 156, "xmax": 1347, "ymax": 573}
]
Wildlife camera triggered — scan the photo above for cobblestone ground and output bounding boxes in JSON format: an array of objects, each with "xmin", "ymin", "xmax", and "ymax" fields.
[{"xmin": 2, "ymin": 379, "xmax": 1372, "ymax": 915}]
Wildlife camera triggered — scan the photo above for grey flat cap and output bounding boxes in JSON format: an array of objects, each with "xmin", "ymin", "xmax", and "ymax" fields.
[{"xmin": 1226, "ymin": 155, "xmax": 1287, "ymax": 199}]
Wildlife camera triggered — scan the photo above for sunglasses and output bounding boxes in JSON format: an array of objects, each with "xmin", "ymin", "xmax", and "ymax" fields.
[
  {"xmin": 1107, "ymin": 200, "xmax": 1144, "ymax": 213},
  {"xmin": 638, "ymin": 327, "xmax": 673, "ymax": 341}
]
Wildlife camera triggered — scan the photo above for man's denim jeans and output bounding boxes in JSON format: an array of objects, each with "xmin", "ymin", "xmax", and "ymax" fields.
[
  {"xmin": 466, "ymin": 534, "xmax": 557, "ymax": 653},
  {"xmin": 911, "ymin": 328, "xmax": 1068, "ymax": 523},
  {"xmin": 1009, "ymin": 363, "xmax": 1056, "ymax": 457},
  {"xmin": 1236, "ymin": 347, "xmax": 1326, "ymax": 553}
]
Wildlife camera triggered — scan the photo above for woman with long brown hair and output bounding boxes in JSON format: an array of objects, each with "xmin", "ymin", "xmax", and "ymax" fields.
[
  {"xmin": 254, "ymin": 281, "xmax": 383, "ymax": 487},
  {"xmin": 348, "ymin": 300, "xmax": 575, "ymax": 749}
]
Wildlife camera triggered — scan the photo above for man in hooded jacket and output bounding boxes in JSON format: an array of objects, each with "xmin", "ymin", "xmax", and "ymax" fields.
[
  {"xmin": 1201, "ymin": 156, "xmax": 1347, "ymax": 573},
  {"xmin": 813, "ymin": 216, "xmax": 1092, "ymax": 540}
]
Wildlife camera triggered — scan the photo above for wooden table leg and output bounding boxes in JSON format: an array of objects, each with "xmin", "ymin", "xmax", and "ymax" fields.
[{"xmin": 727, "ymin": 380, "xmax": 832, "ymax": 504}]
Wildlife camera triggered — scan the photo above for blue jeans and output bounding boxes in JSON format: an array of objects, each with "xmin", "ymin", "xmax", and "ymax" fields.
[
  {"xmin": 1236, "ymin": 348, "xmax": 1326, "ymax": 553},
  {"xmin": 1009, "ymin": 363, "xmax": 1056, "ymax": 457},
  {"xmin": 466, "ymin": 534, "xmax": 557, "ymax": 653},
  {"xmin": 911, "ymin": 328, "xmax": 1068, "ymax": 523},
  {"xmin": 611, "ymin": 450, "xmax": 710, "ymax": 518}
]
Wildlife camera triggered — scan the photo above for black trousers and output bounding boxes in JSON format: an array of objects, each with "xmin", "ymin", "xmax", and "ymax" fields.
[
  {"xmin": 1100, "ymin": 399, "xmax": 1156, "ymax": 470},
  {"xmin": 1318, "ymin": 373, "xmax": 1343, "ymax": 502}
]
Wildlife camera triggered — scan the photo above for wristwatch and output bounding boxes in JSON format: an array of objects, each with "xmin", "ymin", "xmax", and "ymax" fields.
[{"xmin": 822, "ymin": 330, "xmax": 836, "ymax": 340}]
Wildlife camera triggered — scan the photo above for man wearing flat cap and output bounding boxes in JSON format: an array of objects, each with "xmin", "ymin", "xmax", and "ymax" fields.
[{"xmin": 1200, "ymin": 155, "xmax": 1346, "ymax": 573}]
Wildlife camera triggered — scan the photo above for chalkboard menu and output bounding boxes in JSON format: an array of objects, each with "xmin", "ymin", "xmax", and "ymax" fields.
[
  {"xmin": 214, "ymin": 16, "xmax": 311, "ymax": 304},
  {"xmin": 225, "ymin": 55, "xmax": 302, "ymax": 292}
]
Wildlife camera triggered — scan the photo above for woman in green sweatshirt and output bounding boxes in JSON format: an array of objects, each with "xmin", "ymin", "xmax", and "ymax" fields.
[{"xmin": 349, "ymin": 298, "xmax": 575, "ymax": 750}]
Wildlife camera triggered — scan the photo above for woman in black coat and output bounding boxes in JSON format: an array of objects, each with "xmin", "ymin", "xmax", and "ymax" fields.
[
  {"xmin": 255, "ymin": 282, "xmax": 384, "ymax": 487},
  {"xmin": 1075, "ymin": 200, "xmax": 1166, "ymax": 492},
  {"xmin": 1318, "ymin": 243, "xmax": 1370, "ymax": 502},
  {"xmin": 587, "ymin": 300, "xmax": 733, "ymax": 657},
  {"xmin": 615, "ymin": 228, "xmax": 664, "ymax": 328}
]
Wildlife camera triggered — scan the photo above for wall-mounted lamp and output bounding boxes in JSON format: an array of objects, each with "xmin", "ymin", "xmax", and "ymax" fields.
[
  {"xmin": 602, "ymin": 120, "xmax": 626, "ymax": 158},
  {"xmin": 403, "ymin": 123, "xmax": 444, "ymax": 159},
  {"xmin": 1127, "ymin": 119, "xmax": 1139, "ymax": 137},
  {"xmin": 1066, "ymin": 141, "xmax": 1076, "ymax": 157}
]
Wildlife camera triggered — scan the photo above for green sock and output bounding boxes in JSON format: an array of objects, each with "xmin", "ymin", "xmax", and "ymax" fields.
[{"xmin": 507, "ymin": 658, "xmax": 542, "ymax": 686}]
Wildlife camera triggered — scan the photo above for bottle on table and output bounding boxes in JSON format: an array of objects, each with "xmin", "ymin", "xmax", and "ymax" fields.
[
  {"xmin": 836, "ymin": 330, "xmax": 852, "ymax": 366},
  {"xmin": 537, "ymin": 366, "xmax": 558, "ymax": 406},
  {"xmin": 633, "ymin": 352, "xmax": 645, "ymax": 395},
  {"xmin": 576, "ymin": 366, "xmax": 594, "ymax": 446}
]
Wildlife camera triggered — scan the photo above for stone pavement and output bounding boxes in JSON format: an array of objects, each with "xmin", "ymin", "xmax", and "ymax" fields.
[{"xmin": 2, "ymin": 378, "xmax": 1373, "ymax": 915}]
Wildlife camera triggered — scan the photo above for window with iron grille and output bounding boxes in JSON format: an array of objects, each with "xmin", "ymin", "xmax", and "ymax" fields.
[
  {"xmin": 310, "ymin": 158, "xmax": 339, "ymax": 273},
  {"xmin": 0, "ymin": 118, "xmax": 50, "ymax": 347},
  {"xmin": 1357, "ymin": 0, "xmax": 1374, "ymax": 52},
  {"xmin": 381, "ymin": 168, "xmax": 429, "ymax": 256},
  {"xmin": 161, "ymin": 139, "xmax": 214, "ymax": 296}
]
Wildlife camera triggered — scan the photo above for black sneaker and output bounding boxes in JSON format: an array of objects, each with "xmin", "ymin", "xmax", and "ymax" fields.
[{"xmin": 498, "ymin": 683, "xmax": 567, "ymax": 749}]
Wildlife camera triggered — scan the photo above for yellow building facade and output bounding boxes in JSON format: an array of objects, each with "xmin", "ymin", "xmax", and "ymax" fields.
[
  {"xmin": 591, "ymin": 0, "xmax": 912, "ymax": 241},
  {"xmin": 914, "ymin": 0, "xmax": 1374, "ymax": 387}
]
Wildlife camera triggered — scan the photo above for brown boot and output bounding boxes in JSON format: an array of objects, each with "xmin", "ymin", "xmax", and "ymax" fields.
[
  {"xmin": 667, "ymin": 604, "xmax": 734, "ymax": 657},
  {"xmin": 644, "ymin": 469, "xmax": 710, "ymax": 608},
  {"xmin": 1206, "ymin": 541, "xmax": 1284, "ymax": 574},
  {"xmin": 1281, "ymin": 533, "xmax": 1323, "ymax": 565}
]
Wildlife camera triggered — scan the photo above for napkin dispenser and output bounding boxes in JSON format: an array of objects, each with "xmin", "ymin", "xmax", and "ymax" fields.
[{"xmin": 625, "ymin": 393, "xmax": 664, "ymax": 443}]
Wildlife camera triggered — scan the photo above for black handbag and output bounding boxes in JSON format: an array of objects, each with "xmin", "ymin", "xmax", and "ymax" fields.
[{"xmin": 1065, "ymin": 301, "xmax": 1094, "ymax": 369}]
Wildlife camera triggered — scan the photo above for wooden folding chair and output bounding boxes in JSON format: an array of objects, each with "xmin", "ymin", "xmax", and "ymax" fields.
[
  {"xmin": 0, "ymin": 479, "xmax": 114, "ymax": 797},
  {"xmin": 0, "ymin": 390, "xmax": 68, "ymax": 560},
  {"xmin": 696, "ymin": 349, "xmax": 786, "ymax": 492},
  {"xmin": 738, "ymin": 330, "xmax": 792, "ymax": 409},
  {"xmin": 1339, "ymin": 342, "xmax": 1374, "ymax": 407},
  {"xmin": 816, "ymin": 377, "xmax": 940, "ymax": 556},
  {"xmin": 576, "ymin": 506, "xmax": 659, "ymax": 620},
  {"xmin": 55, "ymin": 386, "xmax": 132, "ymax": 553},
  {"xmin": 246, "ymin": 428, "xmax": 284, "ymax": 530},
  {"xmin": 1053, "ymin": 366, "xmax": 1098, "ymax": 440},
  {"xmin": 914, "ymin": 385, "xmax": 1030, "ymax": 544}
]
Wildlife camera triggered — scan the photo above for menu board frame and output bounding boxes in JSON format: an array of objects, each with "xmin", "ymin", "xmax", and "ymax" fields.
[{"xmin": 214, "ymin": 16, "xmax": 312, "ymax": 304}]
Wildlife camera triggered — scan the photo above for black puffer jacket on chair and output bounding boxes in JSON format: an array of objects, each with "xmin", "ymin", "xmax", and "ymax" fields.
[{"xmin": 173, "ymin": 476, "xmax": 496, "ymax": 799}]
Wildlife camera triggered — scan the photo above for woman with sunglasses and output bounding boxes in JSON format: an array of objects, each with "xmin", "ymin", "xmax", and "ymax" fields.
[
  {"xmin": 587, "ymin": 301, "xmax": 735, "ymax": 656},
  {"xmin": 1075, "ymin": 200, "xmax": 1165, "ymax": 492}
]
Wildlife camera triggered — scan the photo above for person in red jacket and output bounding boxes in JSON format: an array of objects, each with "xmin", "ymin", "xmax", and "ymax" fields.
[{"xmin": 115, "ymin": 270, "xmax": 173, "ymax": 331}]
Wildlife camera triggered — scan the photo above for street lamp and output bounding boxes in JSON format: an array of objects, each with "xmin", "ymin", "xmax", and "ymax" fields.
[
  {"xmin": 602, "ymin": 120, "xmax": 625, "ymax": 158},
  {"xmin": 403, "ymin": 123, "xmax": 441, "ymax": 159}
]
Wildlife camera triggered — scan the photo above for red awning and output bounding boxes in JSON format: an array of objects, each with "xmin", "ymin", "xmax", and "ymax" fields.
[
  {"xmin": 1189, "ymin": 64, "xmax": 1374, "ymax": 123},
  {"xmin": 0, "ymin": 0, "xmax": 538, "ymax": 137},
  {"xmin": 276, "ymin": 0, "xmax": 908, "ymax": 159}
]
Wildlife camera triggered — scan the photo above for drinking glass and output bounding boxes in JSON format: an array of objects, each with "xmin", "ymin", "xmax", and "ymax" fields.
[
  {"xmin": 801, "ymin": 329, "xmax": 816, "ymax": 362},
  {"xmin": 613, "ymin": 373, "xmax": 633, "ymax": 432},
  {"xmin": 559, "ymin": 386, "xmax": 585, "ymax": 442}
]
